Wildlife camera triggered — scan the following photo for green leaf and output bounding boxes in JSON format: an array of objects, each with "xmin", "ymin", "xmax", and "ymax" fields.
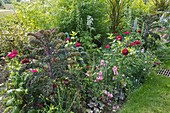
[
  {"xmin": 4, "ymin": 106, "xmax": 13, "ymax": 113},
  {"xmin": 28, "ymin": 109, "xmax": 38, "ymax": 113},
  {"xmin": 12, "ymin": 106, "xmax": 20, "ymax": 113},
  {"xmin": 7, "ymin": 89, "xmax": 15, "ymax": 94},
  {"xmin": 6, "ymin": 98, "xmax": 15, "ymax": 106},
  {"xmin": 15, "ymin": 88, "xmax": 24, "ymax": 92}
]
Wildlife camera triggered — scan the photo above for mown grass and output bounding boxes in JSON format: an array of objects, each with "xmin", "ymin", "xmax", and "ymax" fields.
[
  {"xmin": 119, "ymin": 70, "xmax": 170, "ymax": 113},
  {"xmin": 164, "ymin": 61, "xmax": 170, "ymax": 69}
]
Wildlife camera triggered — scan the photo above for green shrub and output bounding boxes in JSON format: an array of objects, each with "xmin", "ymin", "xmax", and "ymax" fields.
[
  {"xmin": 0, "ymin": 0, "xmax": 59, "ymax": 55},
  {"xmin": 13, "ymin": 0, "xmax": 59, "ymax": 30},
  {"xmin": 107, "ymin": 0, "xmax": 129, "ymax": 32},
  {"xmin": 0, "ymin": 15, "xmax": 30, "ymax": 56},
  {"xmin": 56, "ymin": 0, "xmax": 109, "ymax": 36}
]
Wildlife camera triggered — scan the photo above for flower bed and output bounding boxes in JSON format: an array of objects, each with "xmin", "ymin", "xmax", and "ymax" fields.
[{"xmin": 0, "ymin": 0, "xmax": 169, "ymax": 112}]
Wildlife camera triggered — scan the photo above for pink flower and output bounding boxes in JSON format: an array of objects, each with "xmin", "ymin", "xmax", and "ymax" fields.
[
  {"xmin": 94, "ymin": 76, "xmax": 103, "ymax": 82},
  {"xmin": 76, "ymin": 42, "xmax": 82, "ymax": 47},
  {"xmin": 85, "ymin": 71, "xmax": 91, "ymax": 77},
  {"xmin": 98, "ymin": 71, "xmax": 102, "ymax": 76},
  {"xmin": 116, "ymin": 35, "xmax": 123, "ymax": 41},
  {"xmin": 96, "ymin": 66, "xmax": 99, "ymax": 70},
  {"xmin": 7, "ymin": 50, "xmax": 18, "ymax": 59},
  {"xmin": 105, "ymin": 44, "xmax": 110, "ymax": 49},
  {"xmin": 107, "ymin": 92, "xmax": 113, "ymax": 98},
  {"xmin": 30, "ymin": 69, "xmax": 38, "ymax": 73},
  {"xmin": 124, "ymin": 31, "xmax": 130, "ymax": 35},
  {"xmin": 112, "ymin": 66, "xmax": 118, "ymax": 75},
  {"xmin": 11, "ymin": 50, "xmax": 18, "ymax": 54},
  {"xmin": 94, "ymin": 71, "xmax": 103, "ymax": 82},
  {"xmin": 122, "ymin": 48, "xmax": 129, "ymax": 56},
  {"xmin": 155, "ymin": 28, "xmax": 159, "ymax": 33},
  {"xmin": 162, "ymin": 34, "xmax": 167, "ymax": 38},
  {"xmin": 8, "ymin": 54, "xmax": 17, "ymax": 59},
  {"xmin": 100, "ymin": 60, "xmax": 105, "ymax": 67},
  {"xmin": 103, "ymin": 90, "xmax": 108, "ymax": 95},
  {"xmin": 65, "ymin": 37, "xmax": 70, "ymax": 41}
]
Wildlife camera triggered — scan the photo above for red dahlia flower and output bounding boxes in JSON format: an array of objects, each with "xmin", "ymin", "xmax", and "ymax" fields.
[
  {"xmin": 122, "ymin": 48, "xmax": 129, "ymax": 56},
  {"xmin": 53, "ymin": 84, "xmax": 57, "ymax": 89},
  {"xmin": 105, "ymin": 44, "xmax": 110, "ymax": 49},
  {"xmin": 116, "ymin": 35, "xmax": 123, "ymax": 41},
  {"xmin": 135, "ymin": 40, "xmax": 141, "ymax": 45},
  {"xmin": 65, "ymin": 37, "xmax": 70, "ymax": 41},
  {"xmin": 76, "ymin": 42, "xmax": 82, "ymax": 47},
  {"xmin": 124, "ymin": 31, "xmax": 130, "ymax": 35},
  {"xmin": 113, "ymin": 31, "xmax": 118, "ymax": 35},
  {"xmin": 86, "ymin": 66, "xmax": 90, "ymax": 69},
  {"xmin": 138, "ymin": 30, "xmax": 142, "ymax": 33},
  {"xmin": 130, "ymin": 40, "xmax": 141, "ymax": 46},
  {"xmin": 130, "ymin": 42, "xmax": 136, "ymax": 47},
  {"xmin": 21, "ymin": 58, "xmax": 30, "ymax": 64}
]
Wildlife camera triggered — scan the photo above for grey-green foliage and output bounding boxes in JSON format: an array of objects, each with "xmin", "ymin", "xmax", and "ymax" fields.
[{"xmin": 56, "ymin": 0, "xmax": 109, "ymax": 36}]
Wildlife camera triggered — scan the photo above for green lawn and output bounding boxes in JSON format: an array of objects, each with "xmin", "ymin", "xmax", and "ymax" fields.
[
  {"xmin": 164, "ymin": 61, "xmax": 170, "ymax": 69},
  {"xmin": 119, "ymin": 72, "xmax": 170, "ymax": 113}
]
